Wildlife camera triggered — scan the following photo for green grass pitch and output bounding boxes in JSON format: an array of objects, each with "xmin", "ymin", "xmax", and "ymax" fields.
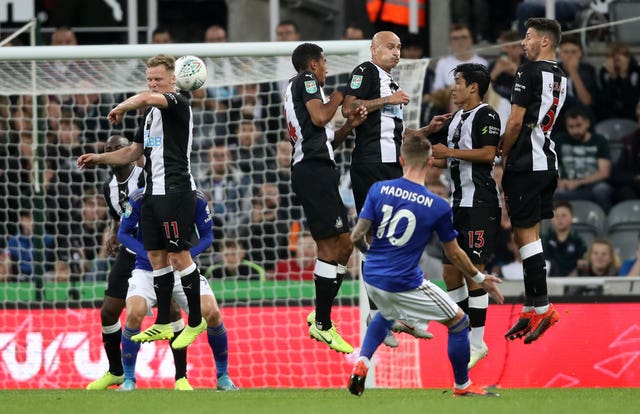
[{"xmin": 1, "ymin": 388, "xmax": 640, "ymax": 414}]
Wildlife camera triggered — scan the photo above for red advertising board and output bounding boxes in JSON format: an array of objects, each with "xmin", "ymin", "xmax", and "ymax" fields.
[{"xmin": 0, "ymin": 304, "xmax": 638, "ymax": 388}]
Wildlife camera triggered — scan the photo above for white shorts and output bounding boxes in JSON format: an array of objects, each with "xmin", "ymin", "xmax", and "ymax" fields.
[
  {"xmin": 365, "ymin": 279, "xmax": 459, "ymax": 328},
  {"xmin": 126, "ymin": 269, "xmax": 215, "ymax": 317}
]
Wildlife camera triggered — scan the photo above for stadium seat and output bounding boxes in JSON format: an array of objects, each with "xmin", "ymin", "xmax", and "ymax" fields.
[
  {"xmin": 608, "ymin": 0, "xmax": 640, "ymax": 44},
  {"xmin": 608, "ymin": 230, "xmax": 639, "ymax": 262},
  {"xmin": 594, "ymin": 118, "xmax": 638, "ymax": 143},
  {"xmin": 607, "ymin": 199, "xmax": 640, "ymax": 230},
  {"xmin": 570, "ymin": 200, "xmax": 608, "ymax": 245}
]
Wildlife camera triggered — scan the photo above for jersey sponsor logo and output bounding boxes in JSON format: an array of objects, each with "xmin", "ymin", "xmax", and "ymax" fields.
[
  {"xmin": 482, "ymin": 125, "xmax": 500, "ymax": 135},
  {"xmin": 350, "ymin": 75, "xmax": 363, "ymax": 89},
  {"xmin": 304, "ymin": 80, "xmax": 317, "ymax": 94},
  {"xmin": 514, "ymin": 82, "xmax": 526, "ymax": 92},
  {"xmin": 144, "ymin": 136, "xmax": 163, "ymax": 147}
]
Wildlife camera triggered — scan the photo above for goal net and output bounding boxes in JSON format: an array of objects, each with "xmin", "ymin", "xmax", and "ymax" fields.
[{"xmin": 0, "ymin": 40, "xmax": 429, "ymax": 389}]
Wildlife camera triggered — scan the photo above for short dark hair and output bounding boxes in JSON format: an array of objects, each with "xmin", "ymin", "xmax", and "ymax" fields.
[
  {"xmin": 291, "ymin": 42, "xmax": 323, "ymax": 72},
  {"xmin": 565, "ymin": 105, "xmax": 589, "ymax": 120},
  {"xmin": 278, "ymin": 20, "xmax": 300, "ymax": 33},
  {"xmin": 553, "ymin": 200, "xmax": 573, "ymax": 214},
  {"xmin": 453, "ymin": 63, "xmax": 490, "ymax": 97},
  {"xmin": 559, "ymin": 35, "xmax": 582, "ymax": 50},
  {"xmin": 525, "ymin": 17, "xmax": 561, "ymax": 48}
]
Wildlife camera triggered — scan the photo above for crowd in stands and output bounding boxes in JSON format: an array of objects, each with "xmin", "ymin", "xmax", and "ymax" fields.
[{"xmin": 1, "ymin": 4, "xmax": 639, "ymax": 292}]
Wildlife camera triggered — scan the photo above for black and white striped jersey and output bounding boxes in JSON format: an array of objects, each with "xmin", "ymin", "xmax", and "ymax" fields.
[
  {"xmin": 345, "ymin": 61, "xmax": 404, "ymax": 165},
  {"xmin": 284, "ymin": 70, "xmax": 336, "ymax": 167},
  {"xmin": 506, "ymin": 60, "xmax": 567, "ymax": 172},
  {"xmin": 446, "ymin": 103, "xmax": 501, "ymax": 208},
  {"xmin": 133, "ymin": 92, "xmax": 197, "ymax": 195},
  {"xmin": 103, "ymin": 165, "xmax": 145, "ymax": 220}
]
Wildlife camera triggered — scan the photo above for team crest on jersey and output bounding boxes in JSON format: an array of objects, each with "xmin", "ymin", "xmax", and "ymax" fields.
[
  {"xmin": 304, "ymin": 80, "xmax": 317, "ymax": 94},
  {"xmin": 122, "ymin": 201, "xmax": 132, "ymax": 218},
  {"xmin": 350, "ymin": 75, "xmax": 363, "ymax": 89}
]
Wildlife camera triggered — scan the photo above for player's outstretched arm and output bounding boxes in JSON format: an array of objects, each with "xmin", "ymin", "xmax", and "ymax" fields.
[
  {"xmin": 350, "ymin": 217, "xmax": 372, "ymax": 254},
  {"xmin": 406, "ymin": 113, "xmax": 453, "ymax": 138},
  {"xmin": 442, "ymin": 239, "xmax": 504, "ymax": 304},
  {"xmin": 342, "ymin": 90, "xmax": 410, "ymax": 117},
  {"xmin": 77, "ymin": 143, "xmax": 144, "ymax": 170},
  {"xmin": 108, "ymin": 92, "xmax": 169, "ymax": 124}
]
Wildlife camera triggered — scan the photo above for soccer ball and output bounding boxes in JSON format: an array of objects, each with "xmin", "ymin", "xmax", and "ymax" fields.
[{"xmin": 174, "ymin": 55, "xmax": 207, "ymax": 91}]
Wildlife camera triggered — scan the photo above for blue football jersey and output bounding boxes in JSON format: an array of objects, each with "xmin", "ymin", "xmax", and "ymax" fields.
[{"xmin": 359, "ymin": 177, "xmax": 458, "ymax": 292}]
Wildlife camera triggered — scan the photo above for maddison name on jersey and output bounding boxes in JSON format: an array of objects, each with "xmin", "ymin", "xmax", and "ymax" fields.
[{"xmin": 380, "ymin": 184, "xmax": 435, "ymax": 207}]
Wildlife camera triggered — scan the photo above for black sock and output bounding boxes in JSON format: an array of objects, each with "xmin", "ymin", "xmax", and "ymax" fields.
[
  {"xmin": 523, "ymin": 253, "xmax": 549, "ymax": 307},
  {"xmin": 154, "ymin": 270, "xmax": 174, "ymax": 324},
  {"xmin": 169, "ymin": 329, "xmax": 187, "ymax": 380},
  {"xmin": 468, "ymin": 288, "xmax": 487, "ymax": 328},
  {"xmin": 103, "ymin": 330, "xmax": 123, "ymax": 376},
  {"xmin": 180, "ymin": 267, "xmax": 202, "ymax": 327},
  {"xmin": 314, "ymin": 259, "xmax": 338, "ymax": 330}
]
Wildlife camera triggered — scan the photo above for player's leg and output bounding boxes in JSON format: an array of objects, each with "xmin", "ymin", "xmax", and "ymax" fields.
[
  {"xmin": 348, "ymin": 283, "xmax": 395, "ymax": 396},
  {"xmin": 310, "ymin": 233, "xmax": 354, "ymax": 354},
  {"xmin": 86, "ymin": 250, "xmax": 134, "ymax": 390},
  {"xmin": 351, "ymin": 163, "xmax": 402, "ymax": 347},
  {"xmin": 199, "ymin": 283, "xmax": 238, "ymax": 391},
  {"xmin": 503, "ymin": 172, "xmax": 559, "ymax": 343},
  {"xmin": 167, "ymin": 300, "xmax": 191, "ymax": 391},
  {"xmin": 119, "ymin": 295, "xmax": 148, "ymax": 391},
  {"xmin": 425, "ymin": 284, "xmax": 497, "ymax": 397},
  {"xmin": 292, "ymin": 161, "xmax": 353, "ymax": 353},
  {"xmin": 167, "ymin": 192, "xmax": 207, "ymax": 348}
]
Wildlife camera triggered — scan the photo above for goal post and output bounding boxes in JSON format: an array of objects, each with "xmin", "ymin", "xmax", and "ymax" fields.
[{"xmin": 0, "ymin": 40, "xmax": 430, "ymax": 389}]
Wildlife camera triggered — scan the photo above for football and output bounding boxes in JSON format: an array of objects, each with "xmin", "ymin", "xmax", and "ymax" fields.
[{"xmin": 174, "ymin": 55, "xmax": 207, "ymax": 91}]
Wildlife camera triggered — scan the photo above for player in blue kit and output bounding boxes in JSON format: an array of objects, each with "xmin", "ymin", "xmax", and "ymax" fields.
[
  {"xmin": 117, "ymin": 188, "xmax": 237, "ymax": 391},
  {"xmin": 347, "ymin": 134, "xmax": 503, "ymax": 397}
]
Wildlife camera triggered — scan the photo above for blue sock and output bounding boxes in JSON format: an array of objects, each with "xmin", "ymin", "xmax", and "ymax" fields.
[
  {"xmin": 447, "ymin": 314, "xmax": 470, "ymax": 386},
  {"xmin": 121, "ymin": 326, "xmax": 140, "ymax": 382},
  {"xmin": 207, "ymin": 323, "xmax": 228, "ymax": 378},
  {"xmin": 360, "ymin": 312, "xmax": 394, "ymax": 359}
]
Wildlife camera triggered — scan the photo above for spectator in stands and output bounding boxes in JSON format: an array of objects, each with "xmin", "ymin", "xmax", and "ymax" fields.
[
  {"xmin": 50, "ymin": 26, "xmax": 78, "ymax": 46},
  {"xmin": 6, "ymin": 210, "xmax": 54, "ymax": 281},
  {"xmin": 267, "ymin": 140, "xmax": 301, "ymax": 221},
  {"xmin": 450, "ymin": 0, "xmax": 491, "ymax": 43},
  {"xmin": 77, "ymin": 192, "xmax": 110, "ymax": 281},
  {"xmin": 276, "ymin": 20, "xmax": 301, "ymax": 41},
  {"xmin": 343, "ymin": 23, "xmax": 365, "ymax": 40},
  {"xmin": 611, "ymin": 101, "xmax": 640, "ymax": 202},
  {"xmin": 197, "ymin": 143, "xmax": 251, "ymax": 229},
  {"xmin": 554, "ymin": 106, "xmax": 614, "ymax": 212},
  {"xmin": 0, "ymin": 245, "xmax": 10, "ymax": 282},
  {"xmin": 568, "ymin": 238, "xmax": 621, "ymax": 295},
  {"xmin": 274, "ymin": 231, "xmax": 316, "ymax": 281},
  {"xmin": 205, "ymin": 238, "xmax": 265, "ymax": 280},
  {"xmin": 489, "ymin": 30, "xmax": 526, "ymax": 100},
  {"xmin": 554, "ymin": 36, "xmax": 599, "ymax": 135},
  {"xmin": 431, "ymin": 24, "xmax": 488, "ymax": 92},
  {"xmin": 151, "ymin": 27, "xmax": 174, "ymax": 44},
  {"xmin": 597, "ymin": 42, "xmax": 640, "ymax": 121},
  {"xmin": 619, "ymin": 233, "xmax": 640, "ymax": 277},
  {"xmin": 237, "ymin": 184, "xmax": 290, "ymax": 271},
  {"xmin": 542, "ymin": 201, "xmax": 588, "ymax": 276},
  {"xmin": 515, "ymin": 1, "xmax": 590, "ymax": 36},
  {"xmin": 193, "ymin": 25, "xmax": 235, "ymax": 113},
  {"xmin": 61, "ymin": 85, "xmax": 118, "ymax": 150},
  {"xmin": 233, "ymin": 117, "xmax": 274, "ymax": 185}
]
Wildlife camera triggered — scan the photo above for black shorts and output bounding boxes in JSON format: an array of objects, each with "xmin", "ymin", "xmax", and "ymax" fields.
[
  {"xmin": 104, "ymin": 248, "xmax": 136, "ymax": 299},
  {"xmin": 350, "ymin": 163, "xmax": 403, "ymax": 213},
  {"xmin": 292, "ymin": 160, "xmax": 350, "ymax": 241},
  {"xmin": 502, "ymin": 170, "xmax": 558, "ymax": 228},
  {"xmin": 442, "ymin": 206, "xmax": 500, "ymax": 266},
  {"xmin": 140, "ymin": 191, "xmax": 196, "ymax": 252}
]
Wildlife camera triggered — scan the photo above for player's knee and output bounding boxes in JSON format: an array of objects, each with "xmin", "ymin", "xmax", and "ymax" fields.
[
  {"xmin": 447, "ymin": 311, "xmax": 469, "ymax": 333},
  {"xmin": 125, "ymin": 312, "xmax": 144, "ymax": 329},
  {"xmin": 100, "ymin": 304, "xmax": 123, "ymax": 325},
  {"xmin": 201, "ymin": 298, "xmax": 221, "ymax": 325}
]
